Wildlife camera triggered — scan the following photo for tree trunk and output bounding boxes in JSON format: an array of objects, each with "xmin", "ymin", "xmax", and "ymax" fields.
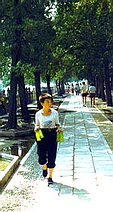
[
  {"xmin": 100, "ymin": 75, "xmax": 106, "ymax": 101},
  {"xmin": 104, "ymin": 54, "xmax": 112, "ymax": 106},
  {"xmin": 111, "ymin": 74, "xmax": 113, "ymax": 89},
  {"xmin": 8, "ymin": 0, "xmax": 22, "ymax": 128},
  {"xmin": 18, "ymin": 75, "xmax": 31, "ymax": 122},
  {"xmin": 46, "ymin": 73, "xmax": 52, "ymax": 95},
  {"xmin": 61, "ymin": 80, "xmax": 65, "ymax": 95},
  {"xmin": 57, "ymin": 80, "xmax": 62, "ymax": 96},
  {"xmin": 56, "ymin": 80, "xmax": 58, "ymax": 93},
  {"xmin": 34, "ymin": 71, "xmax": 41, "ymax": 109},
  {"xmin": 95, "ymin": 76, "xmax": 101, "ymax": 98},
  {"xmin": 7, "ymin": 72, "xmax": 17, "ymax": 128}
]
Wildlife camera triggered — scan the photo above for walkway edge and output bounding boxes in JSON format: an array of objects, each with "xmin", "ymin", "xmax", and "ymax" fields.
[{"xmin": 20, "ymin": 142, "xmax": 37, "ymax": 166}]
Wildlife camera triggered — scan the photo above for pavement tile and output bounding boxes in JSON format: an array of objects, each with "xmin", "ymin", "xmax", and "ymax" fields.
[{"xmin": 1, "ymin": 94, "xmax": 113, "ymax": 211}]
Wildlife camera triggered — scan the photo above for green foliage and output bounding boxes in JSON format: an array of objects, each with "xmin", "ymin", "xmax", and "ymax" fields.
[
  {"xmin": 52, "ymin": 0, "xmax": 113, "ymax": 83},
  {"xmin": 0, "ymin": 0, "xmax": 57, "ymax": 85},
  {"xmin": 1, "ymin": 0, "xmax": 113, "ymax": 86}
]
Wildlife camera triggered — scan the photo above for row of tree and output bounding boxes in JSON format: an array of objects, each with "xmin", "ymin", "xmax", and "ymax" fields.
[
  {"xmin": 54, "ymin": 0, "xmax": 113, "ymax": 104},
  {"xmin": 0, "ymin": 0, "xmax": 113, "ymax": 129}
]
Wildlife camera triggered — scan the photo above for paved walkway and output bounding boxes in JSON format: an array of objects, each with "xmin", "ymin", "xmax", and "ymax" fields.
[{"xmin": 1, "ymin": 94, "xmax": 113, "ymax": 212}]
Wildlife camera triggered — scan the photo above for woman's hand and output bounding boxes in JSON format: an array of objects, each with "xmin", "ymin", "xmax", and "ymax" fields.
[
  {"xmin": 56, "ymin": 125, "xmax": 62, "ymax": 133},
  {"xmin": 34, "ymin": 126, "xmax": 40, "ymax": 132}
]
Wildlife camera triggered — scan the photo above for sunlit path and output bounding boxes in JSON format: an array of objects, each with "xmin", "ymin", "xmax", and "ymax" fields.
[{"xmin": 1, "ymin": 94, "xmax": 113, "ymax": 212}]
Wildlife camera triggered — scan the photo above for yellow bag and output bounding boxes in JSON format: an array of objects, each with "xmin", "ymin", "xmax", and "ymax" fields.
[
  {"xmin": 0, "ymin": 97, "xmax": 4, "ymax": 102},
  {"xmin": 57, "ymin": 131, "xmax": 64, "ymax": 143},
  {"xmin": 35, "ymin": 129, "xmax": 44, "ymax": 141}
]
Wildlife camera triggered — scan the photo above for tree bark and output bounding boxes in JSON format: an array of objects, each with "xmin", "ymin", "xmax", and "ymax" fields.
[
  {"xmin": 60, "ymin": 80, "xmax": 65, "ymax": 94},
  {"xmin": 56, "ymin": 80, "xmax": 58, "ymax": 93},
  {"xmin": 8, "ymin": 0, "xmax": 22, "ymax": 128},
  {"xmin": 111, "ymin": 74, "xmax": 113, "ymax": 89},
  {"xmin": 104, "ymin": 54, "xmax": 112, "ymax": 106},
  {"xmin": 57, "ymin": 80, "xmax": 62, "ymax": 96},
  {"xmin": 46, "ymin": 73, "xmax": 52, "ymax": 95},
  {"xmin": 18, "ymin": 75, "xmax": 31, "ymax": 122},
  {"xmin": 7, "ymin": 72, "xmax": 17, "ymax": 128},
  {"xmin": 100, "ymin": 75, "xmax": 106, "ymax": 101},
  {"xmin": 34, "ymin": 71, "xmax": 41, "ymax": 109},
  {"xmin": 95, "ymin": 76, "xmax": 100, "ymax": 98}
]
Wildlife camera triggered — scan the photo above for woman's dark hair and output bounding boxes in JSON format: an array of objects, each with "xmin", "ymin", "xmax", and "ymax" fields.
[
  {"xmin": 82, "ymin": 81, "xmax": 85, "ymax": 85},
  {"xmin": 39, "ymin": 93, "xmax": 53, "ymax": 103}
]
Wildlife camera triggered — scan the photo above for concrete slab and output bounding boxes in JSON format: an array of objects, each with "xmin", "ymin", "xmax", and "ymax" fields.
[
  {"xmin": 58, "ymin": 94, "xmax": 113, "ymax": 186},
  {"xmin": 1, "ymin": 94, "xmax": 113, "ymax": 211},
  {"xmin": 0, "ymin": 153, "xmax": 19, "ymax": 188}
]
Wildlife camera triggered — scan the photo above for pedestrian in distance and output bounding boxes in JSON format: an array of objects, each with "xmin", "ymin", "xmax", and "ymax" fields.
[
  {"xmin": 34, "ymin": 93, "xmax": 61, "ymax": 185},
  {"xmin": 67, "ymin": 86, "xmax": 70, "ymax": 94},
  {"xmin": 89, "ymin": 82, "xmax": 96, "ymax": 107},
  {"xmin": 71, "ymin": 83, "xmax": 74, "ymax": 94},
  {"xmin": 81, "ymin": 81, "xmax": 88, "ymax": 107},
  {"xmin": 75, "ymin": 83, "xmax": 80, "ymax": 95}
]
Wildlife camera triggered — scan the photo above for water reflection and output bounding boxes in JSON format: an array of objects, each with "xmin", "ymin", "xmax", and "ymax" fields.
[
  {"xmin": 0, "ymin": 157, "xmax": 11, "ymax": 171},
  {"xmin": 0, "ymin": 136, "xmax": 35, "ymax": 160},
  {"xmin": 0, "ymin": 111, "xmax": 65, "ymax": 161}
]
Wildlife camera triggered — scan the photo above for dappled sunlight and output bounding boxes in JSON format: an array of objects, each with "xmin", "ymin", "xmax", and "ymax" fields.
[
  {"xmin": 19, "ymin": 174, "xmax": 113, "ymax": 212},
  {"xmin": 89, "ymin": 109, "xmax": 102, "ymax": 114},
  {"xmin": 21, "ymin": 174, "xmax": 113, "ymax": 212},
  {"xmin": 97, "ymin": 120, "xmax": 112, "ymax": 126},
  {"xmin": 1, "ymin": 94, "xmax": 113, "ymax": 211}
]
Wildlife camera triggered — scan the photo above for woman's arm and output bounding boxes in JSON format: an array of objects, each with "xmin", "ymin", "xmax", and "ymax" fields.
[{"xmin": 34, "ymin": 113, "xmax": 40, "ymax": 132}]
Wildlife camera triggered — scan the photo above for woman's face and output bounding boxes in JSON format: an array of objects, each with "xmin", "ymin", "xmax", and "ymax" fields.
[{"xmin": 41, "ymin": 98, "xmax": 53, "ymax": 109}]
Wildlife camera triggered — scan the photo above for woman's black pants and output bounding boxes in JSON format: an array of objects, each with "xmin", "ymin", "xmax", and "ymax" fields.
[{"xmin": 36, "ymin": 129, "xmax": 57, "ymax": 168}]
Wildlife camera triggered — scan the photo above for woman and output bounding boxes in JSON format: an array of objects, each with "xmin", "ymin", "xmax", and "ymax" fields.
[
  {"xmin": 34, "ymin": 93, "xmax": 61, "ymax": 185},
  {"xmin": 81, "ymin": 81, "xmax": 88, "ymax": 107},
  {"xmin": 89, "ymin": 82, "xmax": 96, "ymax": 107}
]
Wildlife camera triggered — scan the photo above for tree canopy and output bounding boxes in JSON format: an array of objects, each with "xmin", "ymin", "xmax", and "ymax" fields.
[{"xmin": 0, "ymin": 0, "xmax": 113, "ymax": 128}]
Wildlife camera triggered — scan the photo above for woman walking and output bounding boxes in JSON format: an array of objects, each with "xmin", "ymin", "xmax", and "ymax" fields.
[
  {"xmin": 89, "ymin": 82, "xmax": 96, "ymax": 107},
  {"xmin": 34, "ymin": 93, "xmax": 61, "ymax": 185},
  {"xmin": 81, "ymin": 81, "xmax": 88, "ymax": 107}
]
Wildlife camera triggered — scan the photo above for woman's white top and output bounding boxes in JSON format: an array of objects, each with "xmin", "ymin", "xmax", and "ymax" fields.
[
  {"xmin": 35, "ymin": 108, "xmax": 60, "ymax": 129},
  {"xmin": 81, "ymin": 84, "xmax": 87, "ymax": 93},
  {"xmin": 89, "ymin": 86, "xmax": 96, "ymax": 93}
]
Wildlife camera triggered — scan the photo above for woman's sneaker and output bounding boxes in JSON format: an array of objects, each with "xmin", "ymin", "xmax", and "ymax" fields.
[
  {"xmin": 43, "ymin": 169, "xmax": 48, "ymax": 177},
  {"xmin": 48, "ymin": 178, "xmax": 53, "ymax": 185}
]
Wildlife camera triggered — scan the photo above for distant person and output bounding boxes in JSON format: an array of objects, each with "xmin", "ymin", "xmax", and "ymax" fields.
[
  {"xmin": 89, "ymin": 82, "xmax": 96, "ymax": 107},
  {"xmin": 75, "ymin": 83, "xmax": 80, "ymax": 95},
  {"xmin": 34, "ymin": 93, "xmax": 61, "ymax": 185},
  {"xmin": 67, "ymin": 86, "xmax": 70, "ymax": 94},
  {"xmin": 7, "ymin": 87, "xmax": 10, "ymax": 97},
  {"xmin": 71, "ymin": 83, "xmax": 74, "ymax": 94},
  {"xmin": 81, "ymin": 81, "xmax": 88, "ymax": 106}
]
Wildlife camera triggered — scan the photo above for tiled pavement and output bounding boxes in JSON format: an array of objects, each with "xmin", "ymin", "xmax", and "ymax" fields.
[{"xmin": 1, "ymin": 94, "xmax": 113, "ymax": 212}]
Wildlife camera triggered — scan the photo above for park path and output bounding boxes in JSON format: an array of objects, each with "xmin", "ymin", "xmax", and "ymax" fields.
[{"xmin": 1, "ymin": 94, "xmax": 113, "ymax": 212}]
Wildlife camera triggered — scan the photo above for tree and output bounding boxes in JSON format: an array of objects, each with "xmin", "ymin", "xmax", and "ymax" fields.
[
  {"xmin": 53, "ymin": 0, "xmax": 113, "ymax": 105},
  {"xmin": 18, "ymin": 73, "xmax": 31, "ymax": 122},
  {"xmin": 7, "ymin": 0, "xmax": 21, "ymax": 128},
  {"xmin": 97, "ymin": 0, "xmax": 113, "ymax": 105},
  {"xmin": 21, "ymin": 0, "xmax": 56, "ymax": 100},
  {"xmin": 0, "ymin": 0, "xmax": 31, "ymax": 128},
  {"xmin": 1, "ymin": 0, "xmax": 56, "ymax": 128}
]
